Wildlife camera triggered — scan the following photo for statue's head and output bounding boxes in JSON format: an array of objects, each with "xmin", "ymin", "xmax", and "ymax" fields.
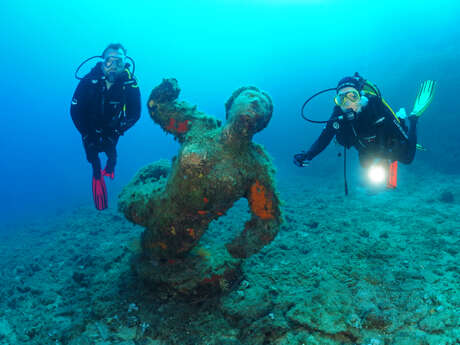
[{"xmin": 224, "ymin": 87, "xmax": 273, "ymax": 138}]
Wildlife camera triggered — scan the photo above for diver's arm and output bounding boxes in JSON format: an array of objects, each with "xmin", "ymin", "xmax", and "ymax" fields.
[
  {"xmin": 294, "ymin": 111, "xmax": 336, "ymax": 166},
  {"xmin": 119, "ymin": 80, "xmax": 141, "ymax": 133},
  {"xmin": 304, "ymin": 124, "xmax": 335, "ymax": 161},
  {"xmin": 70, "ymin": 81, "xmax": 90, "ymax": 136}
]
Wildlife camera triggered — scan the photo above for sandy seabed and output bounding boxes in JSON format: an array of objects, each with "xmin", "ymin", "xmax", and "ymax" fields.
[{"xmin": 0, "ymin": 165, "xmax": 458, "ymax": 345}]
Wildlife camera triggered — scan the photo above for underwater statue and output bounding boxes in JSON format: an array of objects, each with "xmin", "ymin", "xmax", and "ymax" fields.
[{"xmin": 119, "ymin": 78, "xmax": 282, "ymax": 295}]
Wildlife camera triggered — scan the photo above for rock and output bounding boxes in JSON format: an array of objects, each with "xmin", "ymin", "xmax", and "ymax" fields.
[
  {"xmin": 95, "ymin": 321, "xmax": 110, "ymax": 340},
  {"xmin": 222, "ymin": 286, "xmax": 273, "ymax": 323},
  {"xmin": 133, "ymin": 244, "xmax": 242, "ymax": 298},
  {"xmin": 68, "ymin": 335, "xmax": 92, "ymax": 345},
  {"xmin": 16, "ymin": 285, "xmax": 31, "ymax": 293},
  {"xmin": 419, "ymin": 314, "xmax": 446, "ymax": 333},
  {"xmin": 0, "ymin": 318, "xmax": 17, "ymax": 343},
  {"xmin": 72, "ymin": 271, "xmax": 89, "ymax": 287},
  {"xmin": 117, "ymin": 326, "xmax": 137, "ymax": 341},
  {"xmin": 272, "ymin": 331, "xmax": 336, "ymax": 345},
  {"xmin": 143, "ymin": 339, "xmax": 168, "ymax": 345},
  {"xmin": 286, "ymin": 297, "xmax": 349, "ymax": 334},
  {"xmin": 439, "ymin": 191, "xmax": 454, "ymax": 203},
  {"xmin": 362, "ymin": 308, "xmax": 392, "ymax": 330}
]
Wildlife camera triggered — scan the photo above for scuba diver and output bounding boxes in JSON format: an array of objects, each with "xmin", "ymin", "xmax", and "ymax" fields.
[
  {"xmin": 71, "ymin": 43, "xmax": 141, "ymax": 210},
  {"xmin": 293, "ymin": 73, "xmax": 436, "ymax": 193}
]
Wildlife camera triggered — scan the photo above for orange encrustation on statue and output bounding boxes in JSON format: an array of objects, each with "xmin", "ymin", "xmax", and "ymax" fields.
[{"xmin": 249, "ymin": 180, "xmax": 275, "ymax": 220}]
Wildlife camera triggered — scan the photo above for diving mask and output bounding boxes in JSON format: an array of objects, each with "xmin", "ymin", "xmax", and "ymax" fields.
[
  {"xmin": 103, "ymin": 55, "xmax": 125, "ymax": 70},
  {"xmin": 334, "ymin": 90, "xmax": 360, "ymax": 106}
]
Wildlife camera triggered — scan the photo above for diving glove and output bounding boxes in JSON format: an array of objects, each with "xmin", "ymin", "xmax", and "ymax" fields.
[
  {"xmin": 396, "ymin": 108, "xmax": 407, "ymax": 119},
  {"xmin": 411, "ymin": 80, "xmax": 436, "ymax": 117},
  {"xmin": 294, "ymin": 152, "xmax": 310, "ymax": 167}
]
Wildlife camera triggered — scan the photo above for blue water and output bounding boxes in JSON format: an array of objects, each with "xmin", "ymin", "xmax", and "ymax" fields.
[{"xmin": 1, "ymin": 0, "xmax": 459, "ymax": 226}]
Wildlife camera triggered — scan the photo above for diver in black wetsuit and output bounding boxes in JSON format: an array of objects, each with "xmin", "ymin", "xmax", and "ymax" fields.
[
  {"xmin": 294, "ymin": 74, "xmax": 435, "ymax": 170},
  {"xmin": 71, "ymin": 43, "xmax": 141, "ymax": 210}
]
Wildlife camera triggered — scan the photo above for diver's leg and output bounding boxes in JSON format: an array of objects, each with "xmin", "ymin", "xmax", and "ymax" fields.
[
  {"xmin": 83, "ymin": 139, "xmax": 102, "ymax": 179},
  {"xmin": 103, "ymin": 136, "xmax": 119, "ymax": 176},
  {"xmin": 398, "ymin": 117, "xmax": 418, "ymax": 164}
]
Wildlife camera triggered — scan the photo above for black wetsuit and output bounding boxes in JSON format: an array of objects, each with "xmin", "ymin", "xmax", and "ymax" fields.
[
  {"xmin": 304, "ymin": 95, "xmax": 418, "ymax": 167},
  {"xmin": 70, "ymin": 63, "xmax": 141, "ymax": 178}
]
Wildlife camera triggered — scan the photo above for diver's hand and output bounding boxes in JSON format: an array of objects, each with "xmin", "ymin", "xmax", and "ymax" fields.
[{"xmin": 293, "ymin": 152, "xmax": 310, "ymax": 167}]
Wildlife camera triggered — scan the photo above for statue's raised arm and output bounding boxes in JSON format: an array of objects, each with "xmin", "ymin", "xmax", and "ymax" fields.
[{"xmin": 147, "ymin": 78, "xmax": 220, "ymax": 143}]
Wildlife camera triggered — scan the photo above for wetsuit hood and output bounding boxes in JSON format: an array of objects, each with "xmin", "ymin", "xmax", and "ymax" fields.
[{"xmin": 337, "ymin": 75, "xmax": 362, "ymax": 93}]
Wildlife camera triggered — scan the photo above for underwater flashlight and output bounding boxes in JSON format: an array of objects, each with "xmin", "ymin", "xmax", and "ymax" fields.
[{"xmin": 367, "ymin": 164, "xmax": 387, "ymax": 185}]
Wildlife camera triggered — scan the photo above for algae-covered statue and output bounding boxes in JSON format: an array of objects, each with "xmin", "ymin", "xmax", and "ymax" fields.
[{"xmin": 119, "ymin": 79, "xmax": 281, "ymax": 264}]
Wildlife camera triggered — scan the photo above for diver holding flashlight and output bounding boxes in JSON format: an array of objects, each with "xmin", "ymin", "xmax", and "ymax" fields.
[
  {"xmin": 294, "ymin": 73, "xmax": 436, "ymax": 192},
  {"xmin": 71, "ymin": 43, "xmax": 141, "ymax": 210}
]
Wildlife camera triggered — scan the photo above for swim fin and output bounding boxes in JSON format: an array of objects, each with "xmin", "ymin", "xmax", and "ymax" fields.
[
  {"xmin": 92, "ymin": 173, "xmax": 108, "ymax": 210},
  {"xmin": 416, "ymin": 143, "xmax": 427, "ymax": 151},
  {"xmin": 411, "ymin": 80, "xmax": 436, "ymax": 117}
]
